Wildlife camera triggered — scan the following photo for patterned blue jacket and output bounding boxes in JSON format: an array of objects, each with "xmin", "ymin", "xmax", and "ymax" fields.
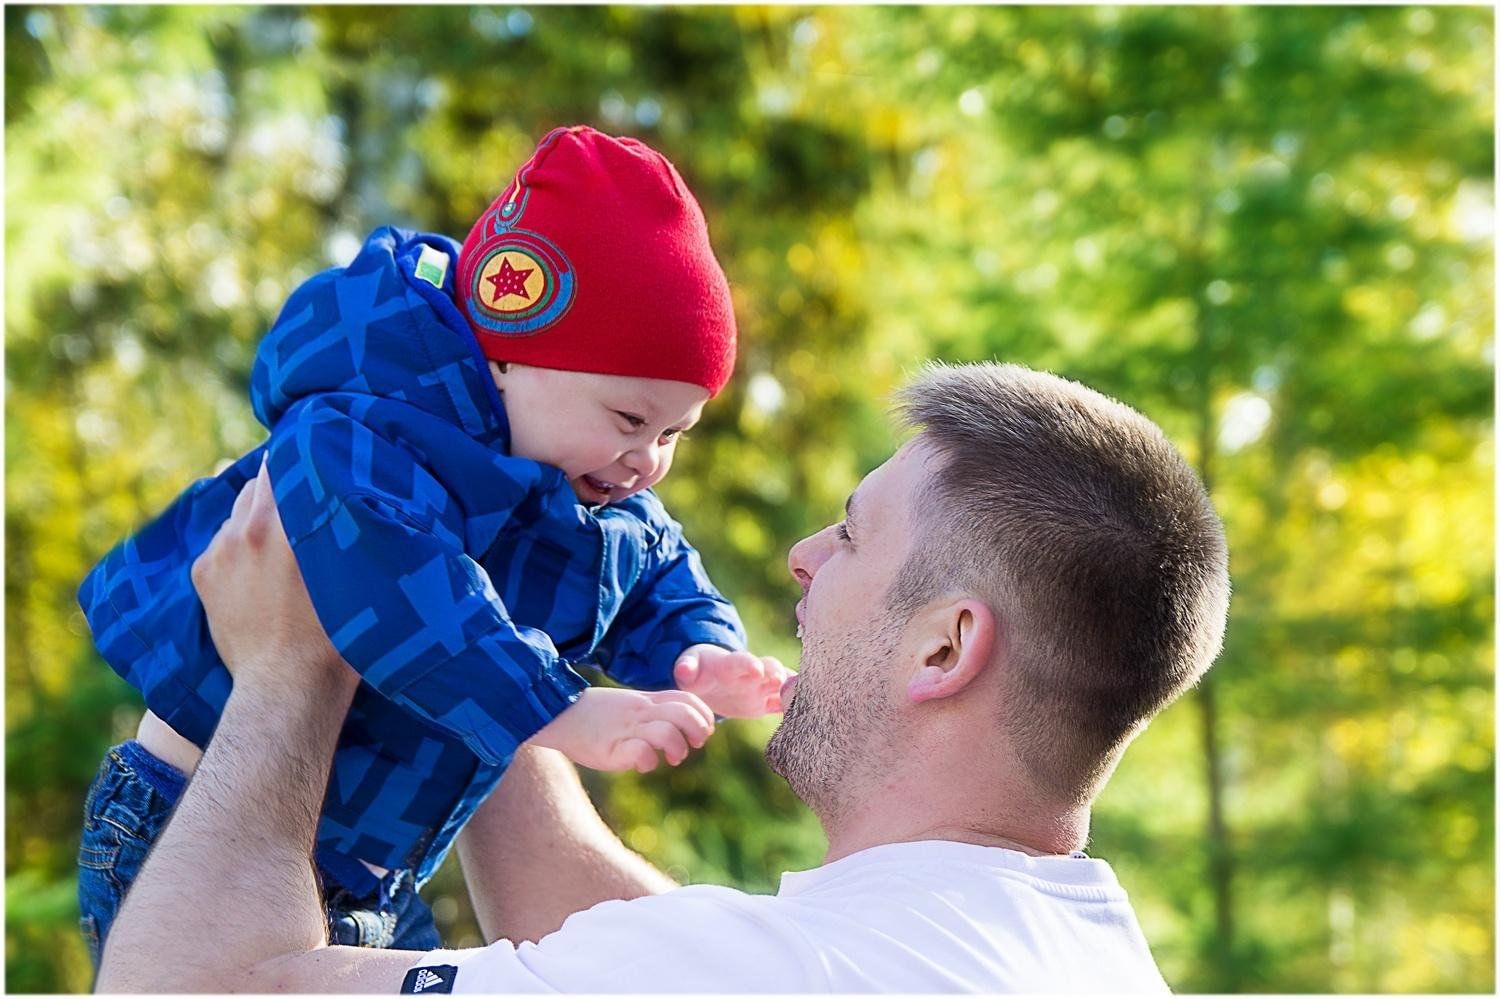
[{"xmin": 79, "ymin": 227, "xmax": 745, "ymax": 888}]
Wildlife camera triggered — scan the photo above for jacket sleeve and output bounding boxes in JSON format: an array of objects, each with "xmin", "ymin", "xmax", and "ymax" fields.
[
  {"xmin": 77, "ymin": 448, "xmax": 267, "ymax": 748},
  {"xmin": 589, "ymin": 498, "xmax": 747, "ymax": 690},
  {"xmin": 267, "ymin": 399, "xmax": 588, "ymax": 765}
]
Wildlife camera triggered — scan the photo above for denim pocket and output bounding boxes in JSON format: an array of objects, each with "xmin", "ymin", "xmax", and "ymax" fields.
[
  {"xmin": 77, "ymin": 743, "xmax": 178, "ymax": 967},
  {"xmin": 104, "ymin": 821, "xmax": 153, "ymax": 896},
  {"xmin": 92, "ymin": 786, "xmax": 153, "ymax": 844},
  {"xmin": 76, "ymin": 832, "xmax": 120, "ymax": 872},
  {"xmin": 78, "ymin": 796, "xmax": 127, "ymax": 972}
]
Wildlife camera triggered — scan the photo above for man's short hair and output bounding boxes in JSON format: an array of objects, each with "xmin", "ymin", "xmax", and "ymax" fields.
[{"xmin": 891, "ymin": 362, "xmax": 1230, "ymax": 804}]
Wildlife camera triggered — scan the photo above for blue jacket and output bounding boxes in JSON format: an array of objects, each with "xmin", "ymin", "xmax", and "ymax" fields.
[{"xmin": 79, "ymin": 227, "xmax": 745, "ymax": 886}]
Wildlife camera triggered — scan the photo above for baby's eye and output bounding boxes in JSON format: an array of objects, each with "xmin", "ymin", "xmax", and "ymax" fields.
[
  {"xmin": 659, "ymin": 428, "xmax": 683, "ymax": 444},
  {"xmin": 617, "ymin": 411, "xmax": 647, "ymax": 430}
]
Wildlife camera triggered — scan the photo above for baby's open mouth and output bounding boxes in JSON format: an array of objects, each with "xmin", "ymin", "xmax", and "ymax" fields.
[{"xmin": 581, "ymin": 475, "xmax": 619, "ymax": 502}]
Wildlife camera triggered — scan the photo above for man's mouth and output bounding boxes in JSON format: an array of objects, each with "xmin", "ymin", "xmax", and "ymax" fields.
[{"xmin": 780, "ymin": 673, "xmax": 799, "ymax": 703}]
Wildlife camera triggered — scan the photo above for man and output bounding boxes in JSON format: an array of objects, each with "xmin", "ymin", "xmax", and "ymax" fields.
[{"xmin": 96, "ymin": 362, "xmax": 1230, "ymax": 993}]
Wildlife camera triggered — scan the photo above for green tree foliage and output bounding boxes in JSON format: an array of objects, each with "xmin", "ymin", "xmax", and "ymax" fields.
[{"xmin": 6, "ymin": 6, "xmax": 1491, "ymax": 993}]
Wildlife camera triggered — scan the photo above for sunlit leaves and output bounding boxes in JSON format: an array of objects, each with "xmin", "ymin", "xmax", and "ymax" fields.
[{"xmin": 6, "ymin": 6, "xmax": 1491, "ymax": 993}]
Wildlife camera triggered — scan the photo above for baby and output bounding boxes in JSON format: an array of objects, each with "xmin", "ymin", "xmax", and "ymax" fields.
[{"xmin": 77, "ymin": 126, "xmax": 788, "ymax": 961}]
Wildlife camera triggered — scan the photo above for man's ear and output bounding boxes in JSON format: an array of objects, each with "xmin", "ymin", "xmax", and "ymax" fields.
[{"xmin": 907, "ymin": 600, "xmax": 998, "ymax": 704}]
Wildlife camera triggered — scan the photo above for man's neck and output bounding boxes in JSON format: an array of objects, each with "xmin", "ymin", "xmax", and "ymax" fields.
[
  {"xmin": 818, "ymin": 769, "xmax": 1092, "ymax": 864},
  {"xmin": 823, "ymin": 816, "xmax": 1089, "ymax": 864}
]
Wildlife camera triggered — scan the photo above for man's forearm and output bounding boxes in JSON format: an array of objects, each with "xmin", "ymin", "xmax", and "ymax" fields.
[
  {"xmin": 458, "ymin": 745, "xmax": 676, "ymax": 945},
  {"xmin": 96, "ymin": 669, "xmax": 354, "ymax": 992}
]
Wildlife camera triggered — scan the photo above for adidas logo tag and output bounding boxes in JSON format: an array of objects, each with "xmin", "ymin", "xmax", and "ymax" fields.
[{"xmin": 401, "ymin": 964, "xmax": 456, "ymax": 994}]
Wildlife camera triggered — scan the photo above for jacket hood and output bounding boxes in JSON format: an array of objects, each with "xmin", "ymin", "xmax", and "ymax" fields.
[{"xmin": 250, "ymin": 226, "xmax": 510, "ymax": 448}]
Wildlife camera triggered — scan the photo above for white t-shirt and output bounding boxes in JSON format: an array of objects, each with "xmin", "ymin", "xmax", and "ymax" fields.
[{"xmin": 404, "ymin": 840, "xmax": 1169, "ymax": 994}]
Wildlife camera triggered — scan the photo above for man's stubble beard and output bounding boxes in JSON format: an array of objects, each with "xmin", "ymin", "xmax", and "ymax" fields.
[{"xmin": 765, "ymin": 617, "xmax": 903, "ymax": 827}]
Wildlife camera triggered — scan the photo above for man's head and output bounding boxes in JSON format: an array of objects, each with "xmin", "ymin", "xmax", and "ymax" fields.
[{"xmin": 767, "ymin": 362, "xmax": 1230, "ymax": 820}]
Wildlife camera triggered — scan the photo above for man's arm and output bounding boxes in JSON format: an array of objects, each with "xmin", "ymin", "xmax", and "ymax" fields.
[
  {"xmin": 458, "ymin": 745, "xmax": 676, "ymax": 945},
  {"xmin": 96, "ymin": 660, "xmax": 415, "ymax": 992},
  {"xmin": 96, "ymin": 462, "xmax": 416, "ymax": 993}
]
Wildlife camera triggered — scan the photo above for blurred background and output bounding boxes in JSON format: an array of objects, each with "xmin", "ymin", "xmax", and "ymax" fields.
[{"xmin": 5, "ymin": 5, "xmax": 1493, "ymax": 993}]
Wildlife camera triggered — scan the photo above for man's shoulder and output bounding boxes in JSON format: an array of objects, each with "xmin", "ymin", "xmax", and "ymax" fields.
[{"xmin": 578, "ymin": 881, "xmax": 774, "ymax": 919}]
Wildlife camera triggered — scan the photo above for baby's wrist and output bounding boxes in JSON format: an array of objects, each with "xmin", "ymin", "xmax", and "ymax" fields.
[{"xmin": 529, "ymin": 703, "xmax": 581, "ymax": 752}]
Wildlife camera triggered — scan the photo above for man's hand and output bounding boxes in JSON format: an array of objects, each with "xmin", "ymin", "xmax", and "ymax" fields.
[
  {"xmin": 99, "ymin": 458, "xmax": 408, "ymax": 994},
  {"xmin": 189, "ymin": 457, "xmax": 355, "ymax": 701},
  {"xmin": 529, "ymin": 687, "xmax": 715, "ymax": 772},
  {"xmin": 674, "ymin": 644, "xmax": 792, "ymax": 718}
]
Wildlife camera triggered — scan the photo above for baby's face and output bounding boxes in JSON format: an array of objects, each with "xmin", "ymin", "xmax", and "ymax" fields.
[{"xmin": 490, "ymin": 362, "xmax": 709, "ymax": 506}]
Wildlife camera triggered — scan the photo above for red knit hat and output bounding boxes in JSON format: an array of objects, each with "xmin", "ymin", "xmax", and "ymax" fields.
[{"xmin": 456, "ymin": 126, "xmax": 737, "ymax": 397}]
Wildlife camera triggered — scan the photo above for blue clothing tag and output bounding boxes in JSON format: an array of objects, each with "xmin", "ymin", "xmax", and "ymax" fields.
[{"xmin": 402, "ymin": 964, "xmax": 456, "ymax": 994}]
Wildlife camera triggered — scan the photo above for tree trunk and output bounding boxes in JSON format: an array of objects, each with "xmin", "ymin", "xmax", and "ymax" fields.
[
  {"xmin": 1191, "ymin": 140, "xmax": 1236, "ymax": 985},
  {"xmin": 1196, "ymin": 676, "xmax": 1234, "ymax": 969}
]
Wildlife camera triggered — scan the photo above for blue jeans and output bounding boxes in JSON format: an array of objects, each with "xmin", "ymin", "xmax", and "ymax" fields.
[{"xmin": 77, "ymin": 740, "xmax": 440, "ymax": 970}]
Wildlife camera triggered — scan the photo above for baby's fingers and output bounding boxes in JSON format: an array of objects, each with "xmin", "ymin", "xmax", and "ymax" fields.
[
  {"xmin": 639, "ymin": 720, "xmax": 692, "ymax": 766},
  {"xmin": 673, "ymin": 652, "xmax": 702, "ymax": 689},
  {"xmin": 721, "ymin": 649, "xmax": 763, "ymax": 681},
  {"xmin": 650, "ymin": 699, "xmax": 715, "ymax": 748},
  {"xmin": 619, "ymin": 738, "xmax": 660, "ymax": 774},
  {"xmin": 648, "ymin": 689, "xmax": 716, "ymax": 735}
]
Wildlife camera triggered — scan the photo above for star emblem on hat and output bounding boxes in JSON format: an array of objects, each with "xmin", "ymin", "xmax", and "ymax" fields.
[
  {"xmin": 467, "ymin": 236, "xmax": 569, "ymax": 331},
  {"xmin": 485, "ymin": 256, "xmax": 535, "ymax": 304}
]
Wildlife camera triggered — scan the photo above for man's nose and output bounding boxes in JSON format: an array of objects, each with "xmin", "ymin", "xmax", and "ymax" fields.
[{"xmin": 787, "ymin": 527, "xmax": 833, "ymax": 591}]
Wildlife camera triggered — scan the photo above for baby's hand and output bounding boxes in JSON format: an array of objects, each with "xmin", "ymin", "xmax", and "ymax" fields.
[
  {"xmin": 528, "ymin": 687, "xmax": 715, "ymax": 773},
  {"xmin": 673, "ymin": 644, "xmax": 793, "ymax": 719}
]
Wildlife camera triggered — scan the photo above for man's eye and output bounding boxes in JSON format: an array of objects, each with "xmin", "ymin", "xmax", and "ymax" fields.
[{"xmin": 835, "ymin": 522, "xmax": 851, "ymax": 542}]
